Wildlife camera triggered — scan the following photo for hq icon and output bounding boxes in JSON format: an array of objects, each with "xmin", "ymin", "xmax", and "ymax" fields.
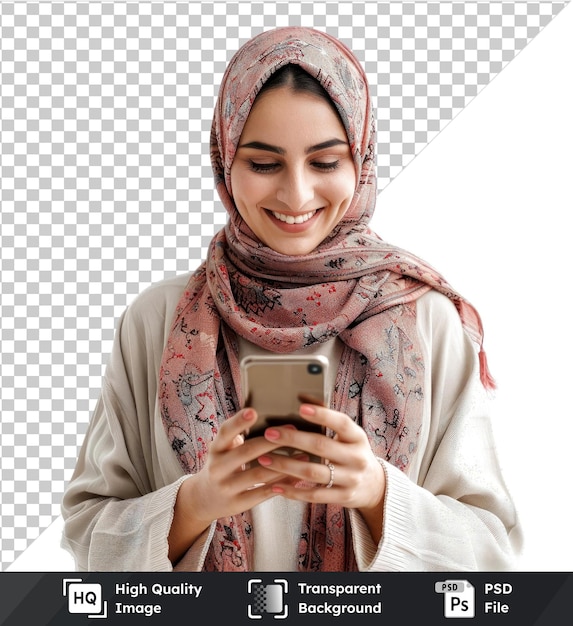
[{"xmin": 63, "ymin": 579, "xmax": 108, "ymax": 619}]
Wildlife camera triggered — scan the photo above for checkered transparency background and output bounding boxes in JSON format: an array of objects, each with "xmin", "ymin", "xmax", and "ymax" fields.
[{"xmin": 0, "ymin": 1, "xmax": 568, "ymax": 570}]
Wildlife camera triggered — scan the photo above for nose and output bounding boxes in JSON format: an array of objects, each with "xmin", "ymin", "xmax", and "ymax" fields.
[{"xmin": 276, "ymin": 168, "xmax": 315, "ymax": 211}]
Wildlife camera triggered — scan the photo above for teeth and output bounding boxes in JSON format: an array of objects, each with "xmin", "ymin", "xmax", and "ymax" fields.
[{"xmin": 272, "ymin": 210, "xmax": 316, "ymax": 224}]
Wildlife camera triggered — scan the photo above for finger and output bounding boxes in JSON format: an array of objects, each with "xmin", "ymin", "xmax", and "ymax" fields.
[
  {"xmin": 299, "ymin": 404, "xmax": 365, "ymax": 442},
  {"xmin": 215, "ymin": 456, "xmax": 305, "ymax": 514},
  {"xmin": 270, "ymin": 479, "xmax": 340, "ymax": 503},
  {"xmin": 257, "ymin": 452, "xmax": 340, "ymax": 489},
  {"xmin": 210, "ymin": 430, "xmax": 298, "ymax": 482},
  {"xmin": 208, "ymin": 476, "xmax": 285, "ymax": 519},
  {"xmin": 209, "ymin": 408, "xmax": 258, "ymax": 453},
  {"xmin": 230, "ymin": 462, "xmax": 290, "ymax": 492},
  {"xmin": 263, "ymin": 422, "xmax": 341, "ymax": 466}
]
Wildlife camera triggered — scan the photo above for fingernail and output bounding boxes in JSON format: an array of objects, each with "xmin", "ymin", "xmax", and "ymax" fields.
[
  {"xmin": 244, "ymin": 408, "xmax": 256, "ymax": 421},
  {"xmin": 271, "ymin": 485, "xmax": 284, "ymax": 494},
  {"xmin": 258, "ymin": 455, "xmax": 272, "ymax": 466},
  {"xmin": 300, "ymin": 404, "xmax": 316, "ymax": 416},
  {"xmin": 265, "ymin": 428, "xmax": 280, "ymax": 441}
]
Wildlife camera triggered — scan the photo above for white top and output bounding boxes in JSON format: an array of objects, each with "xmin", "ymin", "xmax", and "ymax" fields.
[{"xmin": 60, "ymin": 272, "xmax": 522, "ymax": 571}]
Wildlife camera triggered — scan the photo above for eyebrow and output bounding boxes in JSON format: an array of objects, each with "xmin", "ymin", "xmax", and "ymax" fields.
[{"xmin": 238, "ymin": 138, "xmax": 348, "ymax": 155}]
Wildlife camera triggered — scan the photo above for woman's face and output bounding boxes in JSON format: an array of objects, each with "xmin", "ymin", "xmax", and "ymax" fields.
[{"xmin": 230, "ymin": 87, "xmax": 357, "ymax": 256}]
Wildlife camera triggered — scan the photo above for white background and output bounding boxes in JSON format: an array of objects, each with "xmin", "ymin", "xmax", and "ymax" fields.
[
  {"xmin": 377, "ymin": 4, "xmax": 573, "ymax": 571},
  {"xmin": 7, "ymin": 4, "xmax": 573, "ymax": 572}
]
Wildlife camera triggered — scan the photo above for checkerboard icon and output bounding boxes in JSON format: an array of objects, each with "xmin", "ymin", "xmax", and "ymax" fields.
[
  {"xmin": 248, "ymin": 579, "xmax": 288, "ymax": 619},
  {"xmin": 252, "ymin": 583, "xmax": 284, "ymax": 614}
]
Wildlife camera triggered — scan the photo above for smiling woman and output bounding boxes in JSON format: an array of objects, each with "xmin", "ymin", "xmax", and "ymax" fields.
[
  {"xmin": 60, "ymin": 26, "xmax": 521, "ymax": 573},
  {"xmin": 230, "ymin": 86, "xmax": 356, "ymax": 256}
]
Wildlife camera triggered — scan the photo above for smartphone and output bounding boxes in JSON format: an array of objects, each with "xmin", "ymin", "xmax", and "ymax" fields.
[{"xmin": 240, "ymin": 354, "xmax": 329, "ymax": 461}]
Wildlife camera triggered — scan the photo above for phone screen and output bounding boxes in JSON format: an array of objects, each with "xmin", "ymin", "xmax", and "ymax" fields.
[{"xmin": 240, "ymin": 355, "xmax": 329, "ymax": 447}]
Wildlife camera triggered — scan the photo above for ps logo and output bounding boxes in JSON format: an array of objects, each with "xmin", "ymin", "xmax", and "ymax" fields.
[{"xmin": 435, "ymin": 579, "xmax": 475, "ymax": 619}]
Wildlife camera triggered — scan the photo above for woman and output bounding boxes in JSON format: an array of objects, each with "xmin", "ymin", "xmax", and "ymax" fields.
[{"xmin": 61, "ymin": 27, "xmax": 521, "ymax": 571}]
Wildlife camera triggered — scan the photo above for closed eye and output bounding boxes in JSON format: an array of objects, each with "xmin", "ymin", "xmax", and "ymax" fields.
[
  {"xmin": 248, "ymin": 161, "xmax": 281, "ymax": 174},
  {"xmin": 312, "ymin": 161, "xmax": 340, "ymax": 172},
  {"xmin": 248, "ymin": 160, "xmax": 340, "ymax": 174}
]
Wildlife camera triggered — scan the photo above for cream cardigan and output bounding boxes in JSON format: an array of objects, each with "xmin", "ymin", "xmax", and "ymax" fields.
[{"xmin": 60, "ymin": 272, "xmax": 522, "ymax": 571}]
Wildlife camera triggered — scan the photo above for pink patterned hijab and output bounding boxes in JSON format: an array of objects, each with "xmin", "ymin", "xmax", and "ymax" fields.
[{"xmin": 159, "ymin": 27, "xmax": 494, "ymax": 571}]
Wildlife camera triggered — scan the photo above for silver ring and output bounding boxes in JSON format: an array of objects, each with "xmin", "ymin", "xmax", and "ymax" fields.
[{"xmin": 325, "ymin": 462, "xmax": 335, "ymax": 489}]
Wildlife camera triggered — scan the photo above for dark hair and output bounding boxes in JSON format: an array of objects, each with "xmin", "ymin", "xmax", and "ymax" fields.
[{"xmin": 257, "ymin": 64, "xmax": 340, "ymax": 118}]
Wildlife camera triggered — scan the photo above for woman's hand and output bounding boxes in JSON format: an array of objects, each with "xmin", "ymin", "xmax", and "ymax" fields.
[
  {"xmin": 256, "ymin": 403, "xmax": 387, "ymax": 543},
  {"xmin": 168, "ymin": 407, "xmax": 293, "ymax": 564}
]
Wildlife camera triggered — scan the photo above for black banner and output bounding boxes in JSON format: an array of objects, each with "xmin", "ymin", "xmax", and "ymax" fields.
[{"xmin": 0, "ymin": 572, "xmax": 571, "ymax": 625}]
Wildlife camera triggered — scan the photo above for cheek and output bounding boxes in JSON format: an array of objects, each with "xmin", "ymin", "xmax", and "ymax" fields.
[
  {"xmin": 326, "ymin": 173, "xmax": 356, "ymax": 208},
  {"xmin": 232, "ymin": 173, "xmax": 268, "ymax": 210}
]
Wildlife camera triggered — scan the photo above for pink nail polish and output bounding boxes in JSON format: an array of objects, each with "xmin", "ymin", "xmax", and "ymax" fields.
[
  {"xmin": 258, "ymin": 455, "xmax": 272, "ymax": 466},
  {"xmin": 300, "ymin": 404, "xmax": 316, "ymax": 416},
  {"xmin": 265, "ymin": 428, "xmax": 280, "ymax": 441}
]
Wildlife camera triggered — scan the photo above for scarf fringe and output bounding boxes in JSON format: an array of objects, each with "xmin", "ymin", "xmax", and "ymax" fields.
[{"xmin": 479, "ymin": 348, "xmax": 496, "ymax": 391}]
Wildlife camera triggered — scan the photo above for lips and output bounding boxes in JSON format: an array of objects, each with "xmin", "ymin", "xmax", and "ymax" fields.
[{"xmin": 271, "ymin": 210, "xmax": 317, "ymax": 225}]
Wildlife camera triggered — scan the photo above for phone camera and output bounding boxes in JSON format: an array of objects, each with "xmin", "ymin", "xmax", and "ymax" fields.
[{"xmin": 307, "ymin": 363, "xmax": 322, "ymax": 375}]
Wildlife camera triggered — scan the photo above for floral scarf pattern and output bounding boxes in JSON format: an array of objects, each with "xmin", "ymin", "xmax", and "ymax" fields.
[{"xmin": 158, "ymin": 27, "xmax": 494, "ymax": 572}]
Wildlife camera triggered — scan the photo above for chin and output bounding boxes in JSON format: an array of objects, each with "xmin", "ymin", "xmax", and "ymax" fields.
[{"xmin": 272, "ymin": 241, "xmax": 318, "ymax": 256}]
